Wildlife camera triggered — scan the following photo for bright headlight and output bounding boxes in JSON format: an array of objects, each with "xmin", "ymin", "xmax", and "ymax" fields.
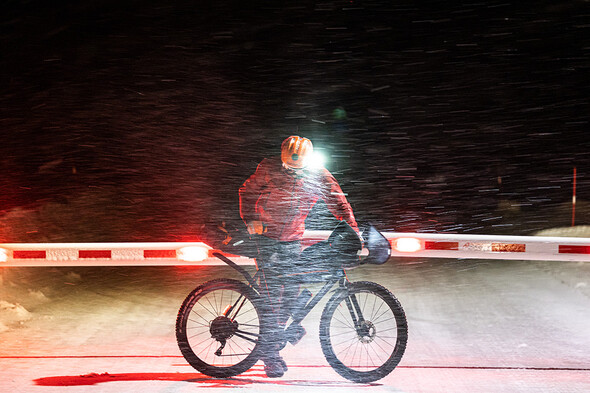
[{"xmin": 307, "ymin": 151, "xmax": 326, "ymax": 170}]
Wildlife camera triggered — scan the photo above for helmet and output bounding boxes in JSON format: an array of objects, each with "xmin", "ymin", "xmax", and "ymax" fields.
[{"xmin": 281, "ymin": 136, "xmax": 313, "ymax": 169}]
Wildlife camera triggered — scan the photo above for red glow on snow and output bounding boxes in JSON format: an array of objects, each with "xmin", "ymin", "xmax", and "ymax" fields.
[
  {"xmin": 34, "ymin": 372, "xmax": 224, "ymax": 386},
  {"xmin": 34, "ymin": 367, "xmax": 366, "ymax": 387}
]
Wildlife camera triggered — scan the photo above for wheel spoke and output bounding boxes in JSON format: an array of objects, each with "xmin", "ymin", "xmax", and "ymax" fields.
[
  {"xmin": 190, "ymin": 307, "xmax": 215, "ymax": 325},
  {"xmin": 373, "ymin": 315, "xmax": 396, "ymax": 325},
  {"xmin": 238, "ymin": 322, "xmax": 260, "ymax": 328},
  {"xmin": 372, "ymin": 306, "xmax": 391, "ymax": 325},
  {"xmin": 374, "ymin": 335, "xmax": 397, "ymax": 348},
  {"xmin": 204, "ymin": 293, "xmax": 220, "ymax": 318},
  {"xmin": 333, "ymin": 306, "xmax": 356, "ymax": 329},
  {"xmin": 332, "ymin": 333, "xmax": 359, "ymax": 348},
  {"xmin": 187, "ymin": 318, "xmax": 209, "ymax": 328},
  {"xmin": 373, "ymin": 325, "xmax": 399, "ymax": 335},
  {"xmin": 370, "ymin": 298, "xmax": 386, "ymax": 323},
  {"xmin": 233, "ymin": 331, "xmax": 259, "ymax": 344}
]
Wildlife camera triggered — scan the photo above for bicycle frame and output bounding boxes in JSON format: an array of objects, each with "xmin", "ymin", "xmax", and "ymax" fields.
[
  {"xmin": 288, "ymin": 271, "xmax": 346, "ymax": 324},
  {"xmin": 212, "ymin": 251, "xmax": 369, "ymax": 338}
]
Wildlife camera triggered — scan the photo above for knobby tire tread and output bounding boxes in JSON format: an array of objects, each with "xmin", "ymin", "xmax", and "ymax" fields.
[
  {"xmin": 176, "ymin": 278, "xmax": 268, "ymax": 378},
  {"xmin": 319, "ymin": 281, "xmax": 408, "ymax": 383}
]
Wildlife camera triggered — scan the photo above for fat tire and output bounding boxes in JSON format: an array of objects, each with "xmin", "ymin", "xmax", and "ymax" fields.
[
  {"xmin": 319, "ymin": 281, "xmax": 408, "ymax": 383},
  {"xmin": 176, "ymin": 278, "xmax": 269, "ymax": 378}
]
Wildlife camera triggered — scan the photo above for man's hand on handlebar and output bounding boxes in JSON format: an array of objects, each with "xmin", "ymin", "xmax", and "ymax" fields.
[{"xmin": 357, "ymin": 231, "xmax": 365, "ymax": 246}]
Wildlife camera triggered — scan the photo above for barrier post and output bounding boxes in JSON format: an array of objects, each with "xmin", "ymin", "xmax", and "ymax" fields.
[{"xmin": 572, "ymin": 166, "xmax": 577, "ymax": 227}]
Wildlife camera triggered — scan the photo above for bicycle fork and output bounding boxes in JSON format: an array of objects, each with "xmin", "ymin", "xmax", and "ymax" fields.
[{"xmin": 343, "ymin": 287, "xmax": 375, "ymax": 340}]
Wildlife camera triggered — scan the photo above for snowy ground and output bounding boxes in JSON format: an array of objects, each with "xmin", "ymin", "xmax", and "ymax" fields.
[{"xmin": 1, "ymin": 228, "xmax": 589, "ymax": 392}]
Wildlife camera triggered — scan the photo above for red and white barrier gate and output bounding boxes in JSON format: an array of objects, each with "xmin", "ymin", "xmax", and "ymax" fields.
[{"xmin": 1, "ymin": 232, "xmax": 589, "ymax": 267}]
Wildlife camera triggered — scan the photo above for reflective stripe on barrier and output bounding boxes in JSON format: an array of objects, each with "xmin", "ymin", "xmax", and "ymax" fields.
[
  {"xmin": 1, "ymin": 232, "xmax": 589, "ymax": 267},
  {"xmin": 382, "ymin": 232, "xmax": 590, "ymax": 262},
  {"xmin": 0, "ymin": 242, "xmax": 221, "ymax": 267}
]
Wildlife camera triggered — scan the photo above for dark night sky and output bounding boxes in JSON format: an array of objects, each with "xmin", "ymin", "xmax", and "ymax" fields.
[{"xmin": 0, "ymin": 0, "xmax": 589, "ymax": 241}]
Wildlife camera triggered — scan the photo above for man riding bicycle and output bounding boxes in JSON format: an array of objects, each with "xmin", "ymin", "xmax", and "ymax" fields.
[{"xmin": 239, "ymin": 135, "xmax": 359, "ymax": 377}]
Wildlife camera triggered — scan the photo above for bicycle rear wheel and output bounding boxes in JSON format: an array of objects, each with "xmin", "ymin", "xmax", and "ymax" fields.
[
  {"xmin": 319, "ymin": 281, "xmax": 408, "ymax": 383},
  {"xmin": 176, "ymin": 279, "xmax": 268, "ymax": 377}
]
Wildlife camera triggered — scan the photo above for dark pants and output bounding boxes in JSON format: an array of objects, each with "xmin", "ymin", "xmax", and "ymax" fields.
[{"xmin": 254, "ymin": 235, "xmax": 301, "ymax": 326}]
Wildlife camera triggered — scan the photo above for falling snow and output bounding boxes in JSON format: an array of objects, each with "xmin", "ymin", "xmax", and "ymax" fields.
[
  {"xmin": 0, "ymin": 4, "xmax": 589, "ymax": 391},
  {"xmin": 0, "ymin": 0, "xmax": 588, "ymax": 242}
]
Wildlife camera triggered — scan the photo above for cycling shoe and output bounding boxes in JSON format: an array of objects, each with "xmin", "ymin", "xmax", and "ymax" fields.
[{"xmin": 263, "ymin": 354, "xmax": 287, "ymax": 378}]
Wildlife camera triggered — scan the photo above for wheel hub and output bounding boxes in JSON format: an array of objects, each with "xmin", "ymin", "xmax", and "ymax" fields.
[
  {"xmin": 358, "ymin": 320, "xmax": 376, "ymax": 343},
  {"xmin": 210, "ymin": 316, "xmax": 238, "ymax": 340}
]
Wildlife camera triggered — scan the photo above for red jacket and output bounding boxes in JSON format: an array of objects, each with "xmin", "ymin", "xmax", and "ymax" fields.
[{"xmin": 239, "ymin": 156, "xmax": 358, "ymax": 241}]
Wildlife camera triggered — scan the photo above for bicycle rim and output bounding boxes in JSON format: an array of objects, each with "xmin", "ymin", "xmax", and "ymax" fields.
[
  {"xmin": 320, "ymin": 281, "xmax": 407, "ymax": 382},
  {"xmin": 176, "ymin": 279, "xmax": 265, "ymax": 377}
]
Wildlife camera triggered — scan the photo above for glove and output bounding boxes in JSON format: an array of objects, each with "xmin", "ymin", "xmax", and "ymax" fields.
[
  {"xmin": 246, "ymin": 220, "xmax": 265, "ymax": 235},
  {"xmin": 357, "ymin": 231, "xmax": 365, "ymax": 245}
]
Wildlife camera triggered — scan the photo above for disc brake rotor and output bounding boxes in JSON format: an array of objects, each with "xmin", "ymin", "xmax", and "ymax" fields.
[{"xmin": 358, "ymin": 320, "xmax": 376, "ymax": 343}]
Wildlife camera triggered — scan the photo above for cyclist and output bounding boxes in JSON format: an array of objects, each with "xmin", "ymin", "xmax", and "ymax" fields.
[{"xmin": 239, "ymin": 135, "xmax": 359, "ymax": 377}]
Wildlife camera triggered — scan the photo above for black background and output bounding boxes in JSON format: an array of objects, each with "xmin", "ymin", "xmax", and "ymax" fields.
[{"xmin": 1, "ymin": 0, "xmax": 588, "ymax": 241}]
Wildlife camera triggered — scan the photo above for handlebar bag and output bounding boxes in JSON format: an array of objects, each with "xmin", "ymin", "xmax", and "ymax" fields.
[{"xmin": 294, "ymin": 221, "xmax": 363, "ymax": 282}]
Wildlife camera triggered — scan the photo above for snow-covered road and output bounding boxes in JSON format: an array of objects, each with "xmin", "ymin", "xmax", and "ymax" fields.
[{"xmin": 1, "ymin": 258, "xmax": 589, "ymax": 392}]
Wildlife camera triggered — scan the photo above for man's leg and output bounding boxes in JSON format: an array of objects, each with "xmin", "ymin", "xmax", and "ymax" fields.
[
  {"xmin": 259, "ymin": 271, "xmax": 289, "ymax": 377},
  {"xmin": 254, "ymin": 236, "xmax": 289, "ymax": 377},
  {"xmin": 271, "ymin": 241, "xmax": 310, "ymax": 347}
]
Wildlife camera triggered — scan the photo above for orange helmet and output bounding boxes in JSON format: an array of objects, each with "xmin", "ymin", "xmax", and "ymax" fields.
[{"xmin": 281, "ymin": 136, "xmax": 313, "ymax": 169}]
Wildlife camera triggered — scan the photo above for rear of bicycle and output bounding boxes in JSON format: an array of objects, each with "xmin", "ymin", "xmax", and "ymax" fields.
[
  {"xmin": 174, "ymin": 222, "xmax": 282, "ymax": 377},
  {"xmin": 175, "ymin": 278, "xmax": 272, "ymax": 377},
  {"xmin": 175, "ymin": 222, "xmax": 408, "ymax": 382},
  {"xmin": 174, "ymin": 262, "xmax": 307, "ymax": 378}
]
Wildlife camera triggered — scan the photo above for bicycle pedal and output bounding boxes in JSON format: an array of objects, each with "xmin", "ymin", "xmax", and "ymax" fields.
[{"xmin": 285, "ymin": 324, "xmax": 306, "ymax": 345}]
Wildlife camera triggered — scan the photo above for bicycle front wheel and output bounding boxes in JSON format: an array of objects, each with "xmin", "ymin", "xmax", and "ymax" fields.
[
  {"xmin": 319, "ymin": 281, "xmax": 408, "ymax": 383},
  {"xmin": 176, "ymin": 279, "xmax": 268, "ymax": 378}
]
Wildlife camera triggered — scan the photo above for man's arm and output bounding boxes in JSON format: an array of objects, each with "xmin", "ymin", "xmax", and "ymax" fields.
[
  {"xmin": 239, "ymin": 159, "xmax": 269, "ymax": 233},
  {"xmin": 320, "ymin": 170, "xmax": 359, "ymax": 233}
]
